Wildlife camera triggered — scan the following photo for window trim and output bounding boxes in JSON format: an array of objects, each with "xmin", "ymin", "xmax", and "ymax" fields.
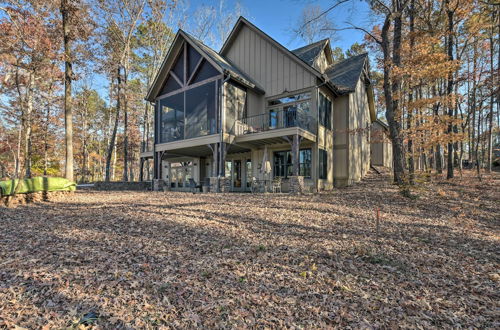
[{"xmin": 273, "ymin": 148, "xmax": 312, "ymax": 179}]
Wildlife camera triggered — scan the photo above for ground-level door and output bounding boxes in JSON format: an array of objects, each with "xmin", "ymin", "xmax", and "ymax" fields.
[{"xmin": 225, "ymin": 157, "xmax": 252, "ymax": 192}]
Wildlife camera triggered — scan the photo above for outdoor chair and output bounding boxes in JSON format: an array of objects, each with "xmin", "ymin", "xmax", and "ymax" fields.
[
  {"xmin": 250, "ymin": 177, "xmax": 259, "ymax": 193},
  {"xmin": 271, "ymin": 177, "xmax": 282, "ymax": 193},
  {"xmin": 188, "ymin": 178, "xmax": 202, "ymax": 194}
]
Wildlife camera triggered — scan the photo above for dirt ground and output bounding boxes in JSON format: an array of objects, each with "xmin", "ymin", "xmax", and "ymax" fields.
[{"xmin": 0, "ymin": 170, "xmax": 498, "ymax": 328}]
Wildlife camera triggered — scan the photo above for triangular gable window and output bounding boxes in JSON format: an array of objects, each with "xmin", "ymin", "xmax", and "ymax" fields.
[
  {"xmin": 187, "ymin": 44, "xmax": 202, "ymax": 79},
  {"xmin": 161, "ymin": 74, "xmax": 182, "ymax": 95},
  {"xmin": 191, "ymin": 60, "xmax": 219, "ymax": 84},
  {"xmin": 171, "ymin": 49, "xmax": 185, "ymax": 84}
]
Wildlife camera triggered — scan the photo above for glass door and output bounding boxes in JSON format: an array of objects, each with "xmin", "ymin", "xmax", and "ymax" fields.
[{"xmin": 233, "ymin": 160, "xmax": 242, "ymax": 191}]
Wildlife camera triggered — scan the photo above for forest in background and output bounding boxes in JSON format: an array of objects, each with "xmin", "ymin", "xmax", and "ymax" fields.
[{"xmin": 0, "ymin": 0, "xmax": 498, "ymax": 186}]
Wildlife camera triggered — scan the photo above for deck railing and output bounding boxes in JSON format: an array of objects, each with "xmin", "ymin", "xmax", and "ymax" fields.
[{"xmin": 234, "ymin": 108, "xmax": 317, "ymax": 136}]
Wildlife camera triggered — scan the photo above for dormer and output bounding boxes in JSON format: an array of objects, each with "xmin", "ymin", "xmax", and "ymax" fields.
[{"xmin": 291, "ymin": 39, "xmax": 333, "ymax": 73}]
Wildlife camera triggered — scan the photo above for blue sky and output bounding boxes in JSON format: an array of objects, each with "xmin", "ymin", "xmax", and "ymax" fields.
[{"xmin": 189, "ymin": 0, "xmax": 374, "ymax": 51}]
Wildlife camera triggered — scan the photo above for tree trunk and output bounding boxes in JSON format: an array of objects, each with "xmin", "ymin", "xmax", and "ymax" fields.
[
  {"xmin": 383, "ymin": 13, "xmax": 406, "ymax": 184},
  {"xmin": 24, "ymin": 75, "xmax": 33, "ymax": 178},
  {"xmin": 486, "ymin": 32, "xmax": 494, "ymax": 172},
  {"xmin": 407, "ymin": 0, "xmax": 415, "ymax": 184},
  {"xmin": 446, "ymin": 1, "xmax": 454, "ymax": 179},
  {"xmin": 105, "ymin": 67, "xmax": 121, "ymax": 182},
  {"xmin": 61, "ymin": 0, "xmax": 74, "ymax": 182},
  {"xmin": 122, "ymin": 65, "xmax": 129, "ymax": 181}
]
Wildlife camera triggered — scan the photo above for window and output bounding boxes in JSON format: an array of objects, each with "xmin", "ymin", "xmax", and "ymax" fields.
[
  {"xmin": 319, "ymin": 149, "xmax": 328, "ymax": 179},
  {"xmin": 267, "ymin": 92, "xmax": 314, "ymax": 132},
  {"xmin": 273, "ymin": 149, "xmax": 312, "ymax": 178},
  {"xmin": 319, "ymin": 93, "xmax": 332, "ymax": 130},
  {"xmin": 268, "ymin": 93, "xmax": 311, "ymax": 106}
]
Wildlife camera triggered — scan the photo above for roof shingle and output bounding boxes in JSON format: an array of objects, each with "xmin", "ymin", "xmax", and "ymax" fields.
[
  {"xmin": 291, "ymin": 39, "xmax": 329, "ymax": 67},
  {"xmin": 325, "ymin": 53, "xmax": 369, "ymax": 93}
]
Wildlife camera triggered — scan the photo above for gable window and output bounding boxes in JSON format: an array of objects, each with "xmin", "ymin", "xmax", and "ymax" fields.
[
  {"xmin": 157, "ymin": 42, "xmax": 221, "ymax": 143},
  {"xmin": 319, "ymin": 149, "xmax": 328, "ymax": 179},
  {"xmin": 319, "ymin": 92, "xmax": 332, "ymax": 130},
  {"xmin": 273, "ymin": 149, "xmax": 311, "ymax": 178},
  {"xmin": 267, "ymin": 92, "xmax": 314, "ymax": 132}
]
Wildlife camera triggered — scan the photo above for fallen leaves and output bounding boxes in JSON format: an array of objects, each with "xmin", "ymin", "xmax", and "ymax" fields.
[{"xmin": 0, "ymin": 170, "xmax": 498, "ymax": 328}]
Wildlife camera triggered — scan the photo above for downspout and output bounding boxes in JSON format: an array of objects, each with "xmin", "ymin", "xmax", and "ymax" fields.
[
  {"xmin": 218, "ymin": 74, "xmax": 231, "ymax": 192},
  {"xmin": 151, "ymin": 100, "xmax": 157, "ymax": 190}
]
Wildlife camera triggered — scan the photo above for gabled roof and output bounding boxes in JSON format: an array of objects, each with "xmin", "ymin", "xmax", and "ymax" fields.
[
  {"xmin": 325, "ymin": 53, "xmax": 369, "ymax": 93},
  {"xmin": 220, "ymin": 16, "xmax": 324, "ymax": 79},
  {"xmin": 291, "ymin": 39, "xmax": 329, "ymax": 67},
  {"xmin": 145, "ymin": 29, "xmax": 264, "ymax": 102},
  {"xmin": 181, "ymin": 31, "xmax": 264, "ymax": 94}
]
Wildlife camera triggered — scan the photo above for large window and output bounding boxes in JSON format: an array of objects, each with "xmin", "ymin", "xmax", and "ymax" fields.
[
  {"xmin": 319, "ymin": 93, "xmax": 332, "ymax": 130},
  {"xmin": 267, "ymin": 92, "xmax": 314, "ymax": 132},
  {"xmin": 319, "ymin": 149, "xmax": 328, "ymax": 179},
  {"xmin": 273, "ymin": 149, "xmax": 312, "ymax": 178}
]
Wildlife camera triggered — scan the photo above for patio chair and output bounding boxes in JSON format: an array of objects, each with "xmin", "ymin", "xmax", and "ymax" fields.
[
  {"xmin": 188, "ymin": 178, "xmax": 202, "ymax": 194},
  {"xmin": 271, "ymin": 177, "xmax": 282, "ymax": 193},
  {"xmin": 250, "ymin": 177, "xmax": 259, "ymax": 193}
]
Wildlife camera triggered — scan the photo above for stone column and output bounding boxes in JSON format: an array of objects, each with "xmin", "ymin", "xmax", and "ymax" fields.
[{"xmin": 289, "ymin": 176, "xmax": 304, "ymax": 194}]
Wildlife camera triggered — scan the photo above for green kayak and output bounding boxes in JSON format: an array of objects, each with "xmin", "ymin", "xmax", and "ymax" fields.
[{"xmin": 0, "ymin": 177, "xmax": 76, "ymax": 196}]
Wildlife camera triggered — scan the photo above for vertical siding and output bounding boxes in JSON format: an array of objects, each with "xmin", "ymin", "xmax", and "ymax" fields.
[{"xmin": 225, "ymin": 25, "xmax": 316, "ymax": 96}]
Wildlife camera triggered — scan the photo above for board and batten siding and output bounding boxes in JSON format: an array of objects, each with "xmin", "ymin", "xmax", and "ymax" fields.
[{"xmin": 224, "ymin": 25, "xmax": 317, "ymax": 97}]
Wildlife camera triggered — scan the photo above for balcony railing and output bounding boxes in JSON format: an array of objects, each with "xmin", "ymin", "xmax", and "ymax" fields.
[{"xmin": 234, "ymin": 108, "xmax": 317, "ymax": 136}]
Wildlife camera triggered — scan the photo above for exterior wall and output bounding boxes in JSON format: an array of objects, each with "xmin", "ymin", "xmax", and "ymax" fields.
[
  {"xmin": 314, "ymin": 50, "xmax": 330, "ymax": 73},
  {"xmin": 348, "ymin": 79, "xmax": 371, "ymax": 183},
  {"xmin": 224, "ymin": 25, "xmax": 317, "ymax": 97},
  {"xmin": 246, "ymin": 89, "xmax": 265, "ymax": 117},
  {"xmin": 332, "ymin": 94, "xmax": 349, "ymax": 186},
  {"xmin": 371, "ymin": 123, "xmax": 393, "ymax": 167}
]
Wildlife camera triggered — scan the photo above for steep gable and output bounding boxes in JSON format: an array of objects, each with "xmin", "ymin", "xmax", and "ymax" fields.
[
  {"xmin": 220, "ymin": 17, "xmax": 322, "ymax": 96},
  {"xmin": 146, "ymin": 30, "xmax": 263, "ymax": 102}
]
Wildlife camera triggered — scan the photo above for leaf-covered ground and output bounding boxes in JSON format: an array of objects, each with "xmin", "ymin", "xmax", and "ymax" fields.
[{"xmin": 1, "ymin": 170, "xmax": 499, "ymax": 328}]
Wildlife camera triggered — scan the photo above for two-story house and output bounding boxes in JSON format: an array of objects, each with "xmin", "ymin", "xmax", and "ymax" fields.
[{"xmin": 141, "ymin": 17, "xmax": 376, "ymax": 192}]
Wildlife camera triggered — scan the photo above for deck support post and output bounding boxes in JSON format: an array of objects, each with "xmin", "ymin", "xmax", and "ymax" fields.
[{"xmin": 291, "ymin": 134, "xmax": 302, "ymax": 176}]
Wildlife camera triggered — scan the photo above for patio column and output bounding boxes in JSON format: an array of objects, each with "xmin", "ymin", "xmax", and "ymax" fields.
[
  {"xmin": 208, "ymin": 143, "xmax": 218, "ymax": 177},
  {"xmin": 292, "ymin": 134, "xmax": 300, "ymax": 176}
]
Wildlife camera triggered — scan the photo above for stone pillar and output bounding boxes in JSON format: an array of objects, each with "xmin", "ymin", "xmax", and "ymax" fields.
[
  {"xmin": 153, "ymin": 179, "xmax": 165, "ymax": 191},
  {"xmin": 209, "ymin": 177, "xmax": 231, "ymax": 193},
  {"xmin": 219, "ymin": 177, "xmax": 231, "ymax": 193},
  {"xmin": 209, "ymin": 177, "xmax": 219, "ymax": 193},
  {"xmin": 289, "ymin": 176, "xmax": 304, "ymax": 194}
]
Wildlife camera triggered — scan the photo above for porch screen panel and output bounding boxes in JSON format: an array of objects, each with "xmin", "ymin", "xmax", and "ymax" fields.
[
  {"xmin": 185, "ymin": 81, "xmax": 216, "ymax": 139},
  {"xmin": 160, "ymin": 93, "xmax": 184, "ymax": 143}
]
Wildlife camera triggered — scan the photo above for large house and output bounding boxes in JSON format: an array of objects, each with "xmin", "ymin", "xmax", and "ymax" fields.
[{"xmin": 141, "ymin": 17, "xmax": 376, "ymax": 192}]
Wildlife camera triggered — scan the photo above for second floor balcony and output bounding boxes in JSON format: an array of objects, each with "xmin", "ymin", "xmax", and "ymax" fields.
[{"xmin": 234, "ymin": 108, "xmax": 317, "ymax": 136}]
